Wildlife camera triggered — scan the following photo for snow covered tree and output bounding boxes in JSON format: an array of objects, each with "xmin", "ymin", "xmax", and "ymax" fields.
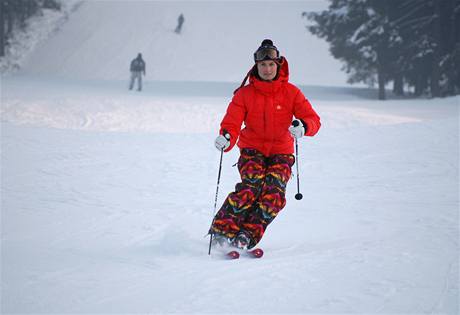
[
  {"xmin": 306, "ymin": 0, "xmax": 460, "ymax": 99},
  {"xmin": 396, "ymin": 0, "xmax": 460, "ymax": 97},
  {"xmin": 0, "ymin": 0, "xmax": 61, "ymax": 57},
  {"xmin": 0, "ymin": 1, "xmax": 4, "ymax": 56},
  {"xmin": 307, "ymin": 0, "xmax": 401, "ymax": 99}
]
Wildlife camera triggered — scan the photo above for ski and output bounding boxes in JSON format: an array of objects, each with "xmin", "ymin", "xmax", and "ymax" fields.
[
  {"xmin": 247, "ymin": 248, "xmax": 264, "ymax": 258},
  {"xmin": 221, "ymin": 249, "xmax": 263, "ymax": 260},
  {"xmin": 226, "ymin": 250, "xmax": 240, "ymax": 259}
]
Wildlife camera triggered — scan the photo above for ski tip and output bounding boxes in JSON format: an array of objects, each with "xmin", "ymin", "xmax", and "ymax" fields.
[
  {"xmin": 226, "ymin": 250, "xmax": 240, "ymax": 259},
  {"xmin": 249, "ymin": 248, "xmax": 264, "ymax": 258}
]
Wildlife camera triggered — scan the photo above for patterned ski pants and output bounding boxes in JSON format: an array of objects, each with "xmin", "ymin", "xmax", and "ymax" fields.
[{"xmin": 210, "ymin": 148, "xmax": 295, "ymax": 249}]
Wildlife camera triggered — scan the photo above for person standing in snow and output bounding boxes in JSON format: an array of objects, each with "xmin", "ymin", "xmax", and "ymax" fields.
[
  {"xmin": 209, "ymin": 39, "xmax": 321, "ymax": 251},
  {"xmin": 175, "ymin": 13, "xmax": 185, "ymax": 34},
  {"xmin": 129, "ymin": 53, "xmax": 146, "ymax": 91}
]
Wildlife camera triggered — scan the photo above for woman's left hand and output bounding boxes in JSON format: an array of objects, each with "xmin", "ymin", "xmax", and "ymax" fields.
[{"xmin": 289, "ymin": 119, "xmax": 306, "ymax": 139}]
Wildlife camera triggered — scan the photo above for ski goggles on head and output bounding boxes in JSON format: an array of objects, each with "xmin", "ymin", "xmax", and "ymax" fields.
[{"xmin": 254, "ymin": 47, "xmax": 280, "ymax": 62}]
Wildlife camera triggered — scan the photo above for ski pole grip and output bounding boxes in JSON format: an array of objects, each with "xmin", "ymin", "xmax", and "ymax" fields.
[
  {"xmin": 292, "ymin": 120, "xmax": 300, "ymax": 127},
  {"xmin": 222, "ymin": 130, "xmax": 231, "ymax": 140}
]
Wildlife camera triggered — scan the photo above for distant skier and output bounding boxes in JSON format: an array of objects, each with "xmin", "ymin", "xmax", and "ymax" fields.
[
  {"xmin": 174, "ymin": 13, "xmax": 185, "ymax": 34},
  {"xmin": 209, "ymin": 39, "xmax": 321, "ymax": 252},
  {"xmin": 129, "ymin": 53, "xmax": 146, "ymax": 91}
]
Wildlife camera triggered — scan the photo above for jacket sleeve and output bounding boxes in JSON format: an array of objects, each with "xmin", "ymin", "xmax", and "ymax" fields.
[
  {"xmin": 293, "ymin": 89, "xmax": 321, "ymax": 137},
  {"xmin": 219, "ymin": 91, "xmax": 246, "ymax": 152}
]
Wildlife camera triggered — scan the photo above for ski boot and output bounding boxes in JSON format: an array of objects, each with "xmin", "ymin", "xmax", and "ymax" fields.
[
  {"xmin": 232, "ymin": 231, "xmax": 251, "ymax": 250},
  {"xmin": 211, "ymin": 233, "xmax": 233, "ymax": 248}
]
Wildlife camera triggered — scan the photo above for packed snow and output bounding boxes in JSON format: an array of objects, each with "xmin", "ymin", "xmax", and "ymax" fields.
[{"xmin": 1, "ymin": 1, "xmax": 458, "ymax": 314}]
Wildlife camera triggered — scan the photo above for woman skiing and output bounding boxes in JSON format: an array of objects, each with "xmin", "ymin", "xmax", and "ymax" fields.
[{"xmin": 210, "ymin": 39, "xmax": 321, "ymax": 252}]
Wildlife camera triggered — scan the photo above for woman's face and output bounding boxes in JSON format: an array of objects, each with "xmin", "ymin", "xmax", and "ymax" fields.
[{"xmin": 257, "ymin": 60, "xmax": 278, "ymax": 81}]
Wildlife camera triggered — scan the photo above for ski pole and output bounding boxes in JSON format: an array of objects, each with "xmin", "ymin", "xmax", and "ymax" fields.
[
  {"xmin": 208, "ymin": 133, "xmax": 230, "ymax": 255},
  {"xmin": 292, "ymin": 120, "xmax": 303, "ymax": 200}
]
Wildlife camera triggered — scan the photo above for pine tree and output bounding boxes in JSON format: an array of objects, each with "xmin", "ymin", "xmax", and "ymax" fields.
[
  {"xmin": 0, "ymin": 0, "xmax": 4, "ymax": 57},
  {"xmin": 307, "ymin": 0, "xmax": 460, "ymax": 99},
  {"xmin": 0, "ymin": 0, "xmax": 61, "ymax": 58},
  {"xmin": 307, "ymin": 0, "xmax": 402, "ymax": 100}
]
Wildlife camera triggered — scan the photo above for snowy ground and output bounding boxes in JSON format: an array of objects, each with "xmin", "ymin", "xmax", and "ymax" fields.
[
  {"xmin": 1, "ymin": 1, "xmax": 459, "ymax": 314},
  {"xmin": 2, "ymin": 77, "xmax": 459, "ymax": 314}
]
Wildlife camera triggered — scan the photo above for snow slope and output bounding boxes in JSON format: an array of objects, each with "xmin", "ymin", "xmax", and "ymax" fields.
[
  {"xmin": 18, "ymin": 0, "xmax": 348, "ymax": 86},
  {"xmin": 1, "ymin": 1, "xmax": 459, "ymax": 314}
]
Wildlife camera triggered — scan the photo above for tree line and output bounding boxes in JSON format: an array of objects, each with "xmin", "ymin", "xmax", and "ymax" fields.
[
  {"xmin": 0, "ymin": 0, "xmax": 61, "ymax": 57},
  {"xmin": 306, "ymin": 0, "xmax": 460, "ymax": 99}
]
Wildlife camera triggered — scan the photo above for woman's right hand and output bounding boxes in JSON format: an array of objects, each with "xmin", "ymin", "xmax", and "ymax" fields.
[{"xmin": 214, "ymin": 134, "xmax": 230, "ymax": 151}]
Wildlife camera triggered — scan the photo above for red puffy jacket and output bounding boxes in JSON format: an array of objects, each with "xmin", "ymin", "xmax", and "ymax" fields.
[{"xmin": 220, "ymin": 57, "xmax": 321, "ymax": 157}]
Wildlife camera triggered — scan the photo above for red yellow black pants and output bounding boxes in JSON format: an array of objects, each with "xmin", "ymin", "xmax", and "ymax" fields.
[{"xmin": 210, "ymin": 148, "xmax": 295, "ymax": 249}]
